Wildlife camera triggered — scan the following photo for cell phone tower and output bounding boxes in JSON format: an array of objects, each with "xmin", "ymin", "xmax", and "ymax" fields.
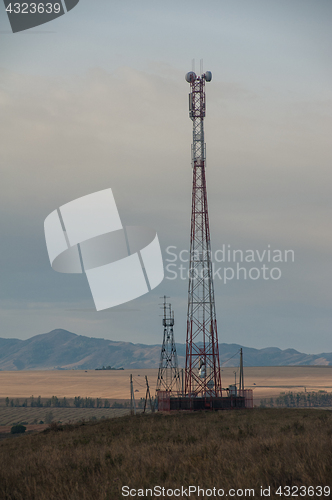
[
  {"xmin": 156, "ymin": 296, "xmax": 181, "ymax": 394},
  {"xmin": 184, "ymin": 68, "xmax": 222, "ymax": 402}
]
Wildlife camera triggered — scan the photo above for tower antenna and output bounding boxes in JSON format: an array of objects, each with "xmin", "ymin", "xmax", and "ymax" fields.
[
  {"xmin": 184, "ymin": 67, "xmax": 222, "ymax": 406},
  {"xmin": 155, "ymin": 70, "xmax": 253, "ymax": 411},
  {"xmin": 156, "ymin": 296, "xmax": 181, "ymax": 395}
]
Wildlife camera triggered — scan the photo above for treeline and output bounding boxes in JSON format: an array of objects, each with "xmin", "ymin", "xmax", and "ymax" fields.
[
  {"xmin": 73, "ymin": 397, "xmax": 130, "ymax": 408},
  {"xmin": 260, "ymin": 391, "xmax": 332, "ymax": 408},
  {"xmin": 4, "ymin": 396, "xmax": 130, "ymax": 409}
]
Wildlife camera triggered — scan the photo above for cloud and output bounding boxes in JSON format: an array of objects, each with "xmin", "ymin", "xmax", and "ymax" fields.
[{"xmin": 0, "ymin": 66, "xmax": 331, "ymax": 349}]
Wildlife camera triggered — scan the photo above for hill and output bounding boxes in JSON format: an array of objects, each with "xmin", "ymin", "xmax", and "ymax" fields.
[{"xmin": 0, "ymin": 329, "xmax": 331, "ymax": 370}]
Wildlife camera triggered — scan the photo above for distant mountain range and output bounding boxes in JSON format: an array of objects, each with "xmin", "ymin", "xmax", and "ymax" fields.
[{"xmin": 0, "ymin": 329, "xmax": 331, "ymax": 370}]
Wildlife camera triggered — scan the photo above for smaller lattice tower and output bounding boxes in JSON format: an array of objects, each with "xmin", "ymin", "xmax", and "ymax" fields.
[{"xmin": 156, "ymin": 296, "xmax": 181, "ymax": 394}]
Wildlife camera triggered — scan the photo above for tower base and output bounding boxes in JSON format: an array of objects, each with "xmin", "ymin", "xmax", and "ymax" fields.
[{"xmin": 157, "ymin": 390, "xmax": 253, "ymax": 411}]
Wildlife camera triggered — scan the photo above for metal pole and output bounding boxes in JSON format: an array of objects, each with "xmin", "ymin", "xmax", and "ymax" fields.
[
  {"xmin": 130, "ymin": 374, "xmax": 133, "ymax": 414},
  {"xmin": 143, "ymin": 376, "xmax": 148, "ymax": 413},
  {"xmin": 130, "ymin": 374, "xmax": 136, "ymax": 415},
  {"xmin": 239, "ymin": 348, "xmax": 244, "ymax": 391}
]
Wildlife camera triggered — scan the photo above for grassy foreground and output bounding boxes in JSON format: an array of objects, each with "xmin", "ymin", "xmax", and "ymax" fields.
[{"xmin": 0, "ymin": 409, "xmax": 331, "ymax": 500}]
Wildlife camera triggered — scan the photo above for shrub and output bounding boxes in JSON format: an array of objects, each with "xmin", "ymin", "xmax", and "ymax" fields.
[
  {"xmin": 10, "ymin": 425, "xmax": 26, "ymax": 434},
  {"xmin": 111, "ymin": 401, "xmax": 124, "ymax": 408},
  {"xmin": 45, "ymin": 411, "xmax": 54, "ymax": 424},
  {"xmin": 48, "ymin": 421, "xmax": 63, "ymax": 432}
]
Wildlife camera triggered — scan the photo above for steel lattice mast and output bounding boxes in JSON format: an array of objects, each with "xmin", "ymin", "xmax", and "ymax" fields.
[
  {"xmin": 184, "ymin": 69, "xmax": 222, "ymax": 400},
  {"xmin": 156, "ymin": 296, "xmax": 181, "ymax": 394}
]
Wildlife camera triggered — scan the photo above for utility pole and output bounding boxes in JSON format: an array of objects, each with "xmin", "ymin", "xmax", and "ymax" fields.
[
  {"xmin": 130, "ymin": 374, "xmax": 136, "ymax": 415},
  {"xmin": 239, "ymin": 348, "xmax": 244, "ymax": 391},
  {"xmin": 143, "ymin": 375, "xmax": 154, "ymax": 413},
  {"xmin": 184, "ymin": 68, "xmax": 222, "ymax": 403}
]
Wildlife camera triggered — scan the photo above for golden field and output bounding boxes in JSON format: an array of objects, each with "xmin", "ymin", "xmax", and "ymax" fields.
[{"xmin": 0, "ymin": 366, "xmax": 332, "ymax": 406}]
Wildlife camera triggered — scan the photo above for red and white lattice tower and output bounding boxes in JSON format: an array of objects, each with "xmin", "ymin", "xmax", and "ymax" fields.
[{"xmin": 184, "ymin": 69, "xmax": 222, "ymax": 401}]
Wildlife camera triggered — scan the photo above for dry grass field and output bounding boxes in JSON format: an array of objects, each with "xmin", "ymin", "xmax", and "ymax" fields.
[
  {"xmin": 0, "ymin": 409, "xmax": 331, "ymax": 500},
  {"xmin": 1, "ymin": 366, "xmax": 332, "ymax": 404}
]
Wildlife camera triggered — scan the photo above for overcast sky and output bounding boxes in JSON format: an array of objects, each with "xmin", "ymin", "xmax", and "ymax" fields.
[{"xmin": 0, "ymin": 0, "xmax": 331, "ymax": 354}]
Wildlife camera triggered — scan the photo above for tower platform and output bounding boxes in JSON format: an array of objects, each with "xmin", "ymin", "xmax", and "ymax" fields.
[{"xmin": 157, "ymin": 390, "xmax": 253, "ymax": 411}]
